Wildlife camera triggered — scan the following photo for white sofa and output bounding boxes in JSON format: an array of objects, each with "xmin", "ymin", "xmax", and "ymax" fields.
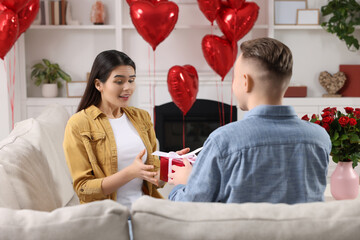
[{"xmin": 1, "ymin": 105, "xmax": 360, "ymax": 240}]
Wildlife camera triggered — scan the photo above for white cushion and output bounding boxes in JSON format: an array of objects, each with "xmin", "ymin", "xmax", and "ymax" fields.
[
  {"xmin": 0, "ymin": 165, "xmax": 20, "ymax": 209},
  {"xmin": 0, "ymin": 200, "xmax": 130, "ymax": 240},
  {"xmin": 132, "ymin": 196, "xmax": 360, "ymax": 240},
  {"xmin": 0, "ymin": 105, "xmax": 78, "ymax": 210}
]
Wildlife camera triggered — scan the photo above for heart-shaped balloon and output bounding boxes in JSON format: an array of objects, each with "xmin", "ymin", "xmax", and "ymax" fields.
[
  {"xmin": 127, "ymin": 0, "xmax": 168, "ymax": 5},
  {"xmin": 17, "ymin": 0, "xmax": 39, "ymax": 37},
  {"xmin": 0, "ymin": 6, "xmax": 19, "ymax": 59},
  {"xmin": 216, "ymin": 2, "xmax": 259, "ymax": 43},
  {"xmin": 197, "ymin": 0, "xmax": 221, "ymax": 24},
  {"xmin": 130, "ymin": 1, "xmax": 179, "ymax": 51},
  {"xmin": 167, "ymin": 65, "xmax": 199, "ymax": 115},
  {"xmin": 227, "ymin": 0, "xmax": 245, "ymax": 9},
  {"xmin": 0, "ymin": 0, "xmax": 30, "ymax": 13},
  {"xmin": 202, "ymin": 34, "xmax": 237, "ymax": 80}
]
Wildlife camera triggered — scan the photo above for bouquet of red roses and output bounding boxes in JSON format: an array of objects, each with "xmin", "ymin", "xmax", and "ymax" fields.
[{"xmin": 301, "ymin": 107, "xmax": 360, "ymax": 168}]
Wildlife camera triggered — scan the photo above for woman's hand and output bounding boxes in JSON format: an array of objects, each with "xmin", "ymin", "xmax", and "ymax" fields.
[
  {"xmin": 129, "ymin": 149, "xmax": 159, "ymax": 186},
  {"xmin": 176, "ymin": 147, "xmax": 190, "ymax": 155}
]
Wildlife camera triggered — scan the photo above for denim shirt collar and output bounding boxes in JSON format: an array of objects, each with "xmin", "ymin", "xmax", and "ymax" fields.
[{"xmin": 244, "ymin": 105, "xmax": 297, "ymax": 119}]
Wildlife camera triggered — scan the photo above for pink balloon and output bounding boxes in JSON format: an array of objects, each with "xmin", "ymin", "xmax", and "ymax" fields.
[
  {"xmin": 167, "ymin": 65, "xmax": 199, "ymax": 115},
  {"xmin": 130, "ymin": 1, "xmax": 179, "ymax": 51},
  {"xmin": 0, "ymin": 5, "xmax": 19, "ymax": 59},
  {"xmin": 216, "ymin": 2, "xmax": 259, "ymax": 43},
  {"xmin": 202, "ymin": 34, "xmax": 238, "ymax": 80}
]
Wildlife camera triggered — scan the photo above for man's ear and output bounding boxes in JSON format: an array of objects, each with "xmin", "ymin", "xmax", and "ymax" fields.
[
  {"xmin": 94, "ymin": 79, "xmax": 102, "ymax": 92},
  {"xmin": 244, "ymin": 74, "xmax": 254, "ymax": 93}
]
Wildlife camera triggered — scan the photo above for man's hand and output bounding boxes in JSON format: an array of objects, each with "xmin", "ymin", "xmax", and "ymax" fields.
[{"xmin": 168, "ymin": 158, "xmax": 192, "ymax": 185}]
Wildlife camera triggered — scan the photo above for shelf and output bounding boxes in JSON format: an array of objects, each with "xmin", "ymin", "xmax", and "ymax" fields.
[
  {"xmin": 274, "ymin": 25, "xmax": 322, "ymax": 30},
  {"xmin": 122, "ymin": 24, "xmax": 269, "ymax": 30},
  {"xmin": 29, "ymin": 25, "xmax": 116, "ymax": 30}
]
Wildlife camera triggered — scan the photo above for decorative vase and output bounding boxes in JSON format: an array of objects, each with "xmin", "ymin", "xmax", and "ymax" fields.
[
  {"xmin": 42, "ymin": 83, "xmax": 58, "ymax": 98},
  {"xmin": 330, "ymin": 161, "xmax": 359, "ymax": 200}
]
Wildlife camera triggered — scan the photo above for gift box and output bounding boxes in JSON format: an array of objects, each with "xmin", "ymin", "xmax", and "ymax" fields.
[{"xmin": 152, "ymin": 148, "xmax": 202, "ymax": 182}]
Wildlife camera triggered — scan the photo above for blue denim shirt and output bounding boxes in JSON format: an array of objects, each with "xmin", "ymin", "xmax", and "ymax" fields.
[{"xmin": 169, "ymin": 105, "xmax": 331, "ymax": 204}]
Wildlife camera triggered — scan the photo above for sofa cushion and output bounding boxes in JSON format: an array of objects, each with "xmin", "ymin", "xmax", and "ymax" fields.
[
  {"xmin": 0, "ymin": 200, "xmax": 130, "ymax": 240},
  {"xmin": 0, "ymin": 105, "xmax": 78, "ymax": 210},
  {"xmin": 132, "ymin": 196, "xmax": 360, "ymax": 240},
  {"xmin": 0, "ymin": 165, "xmax": 20, "ymax": 209}
]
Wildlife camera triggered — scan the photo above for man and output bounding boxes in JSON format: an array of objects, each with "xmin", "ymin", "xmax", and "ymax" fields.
[{"xmin": 168, "ymin": 37, "xmax": 331, "ymax": 204}]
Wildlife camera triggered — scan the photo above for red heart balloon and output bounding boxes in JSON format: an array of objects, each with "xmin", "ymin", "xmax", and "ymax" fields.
[
  {"xmin": 202, "ymin": 34, "xmax": 237, "ymax": 80},
  {"xmin": 17, "ymin": 0, "xmax": 39, "ymax": 37},
  {"xmin": 127, "ymin": 0, "xmax": 168, "ymax": 5},
  {"xmin": 216, "ymin": 2, "xmax": 259, "ymax": 43},
  {"xmin": 197, "ymin": 0, "xmax": 221, "ymax": 24},
  {"xmin": 167, "ymin": 65, "xmax": 199, "ymax": 115},
  {"xmin": 227, "ymin": 0, "xmax": 245, "ymax": 9},
  {"xmin": 0, "ymin": 0, "xmax": 30, "ymax": 13},
  {"xmin": 0, "ymin": 6, "xmax": 19, "ymax": 59},
  {"xmin": 130, "ymin": 1, "xmax": 179, "ymax": 51}
]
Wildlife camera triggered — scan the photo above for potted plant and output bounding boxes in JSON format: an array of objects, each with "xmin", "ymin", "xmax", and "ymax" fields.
[
  {"xmin": 301, "ymin": 107, "xmax": 360, "ymax": 200},
  {"xmin": 321, "ymin": 0, "xmax": 360, "ymax": 51},
  {"xmin": 31, "ymin": 59, "xmax": 71, "ymax": 98}
]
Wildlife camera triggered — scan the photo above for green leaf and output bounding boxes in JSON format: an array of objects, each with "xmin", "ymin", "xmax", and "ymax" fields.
[
  {"xmin": 349, "ymin": 134, "xmax": 360, "ymax": 143},
  {"xmin": 32, "ymin": 63, "xmax": 45, "ymax": 70},
  {"xmin": 332, "ymin": 155, "xmax": 339, "ymax": 163},
  {"xmin": 339, "ymin": 134, "xmax": 349, "ymax": 140},
  {"xmin": 333, "ymin": 131, "xmax": 340, "ymax": 141},
  {"xmin": 42, "ymin": 59, "xmax": 51, "ymax": 67},
  {"xmin": 333, "ymin": 140, "xmax": 341, "ymax": 146},
  {"xmin": 57, "ymin": 81, "xmax": 62, "ymax": 89},
  {"xmin": 57, "ymin": 69, "xmax": 71, "ymax": 82}
]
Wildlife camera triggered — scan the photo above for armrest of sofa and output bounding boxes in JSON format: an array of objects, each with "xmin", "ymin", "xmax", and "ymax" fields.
[
  {"xmin": 0, "ymin": 165, "xmax": 20, "ymax": 209},
  {"xmin": 131, "ymin": 196, "xmax": 360, "ymax": 240},
  {"xmin": 0, "ymin": 200, "xmax": 130, "ymax": 240}
]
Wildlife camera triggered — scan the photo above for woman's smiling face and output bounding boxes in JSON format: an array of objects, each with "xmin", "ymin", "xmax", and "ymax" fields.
[{"xmin": 96, "ymin": 65, "xmax": 136, "ymax": 109}]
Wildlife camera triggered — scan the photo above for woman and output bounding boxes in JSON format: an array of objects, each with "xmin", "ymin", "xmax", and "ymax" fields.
[{"xmin": 63, "ymin": 50, "xmax": 165, "ymax": 208}]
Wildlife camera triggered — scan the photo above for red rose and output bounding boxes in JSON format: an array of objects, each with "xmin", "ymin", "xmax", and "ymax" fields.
[
  {"xmin": 301, "ymin": 115, "xmax": 310, "ymax": 121},
  {"xmin": 314, "ymin": 120, "xmax": 321, "ymax": 125},
  {"xmin": 311, "ymin": 114, "xmax": 317, "ymax": 119},
  {"xmin": 323, "ymin": 107, "xmax": 331, "ymax": 112},
  {"xmin": 322, "ymin": 116, "xmax": 334, "ymax": 124},
  {"xmin": 344, "ymin": 107, "xmax": 354, "ymax": 114},
  {"xmin": 322, "ymin": 123, "xmax": 330, "ymax": 131},
  {"xmin": 321, "ymin": 111, "xmax": 331, "ymax": 118},
  {"xmin": 331, "ymin": 107, "xmax": 337, "ymax": 113},
  {"xmin": 339, "ymin": 116, "xmax": 349, "ymax": 127},
  {"xmin": 355, "ymin": 110, "xmax": 360, "ymax": 119},
  {"xmin": 349, "ymin": 118, "xmax": 357, "ymax": 126},
  {"xmin": 355, "ymin": 108, "xmax": 360, "ymax": 111}
]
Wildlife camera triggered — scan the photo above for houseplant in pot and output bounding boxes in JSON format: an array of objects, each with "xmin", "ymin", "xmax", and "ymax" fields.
[
  {"xmin": 31, "ymin": 59, "xmax": 71, "ymax": 97},
  {"xmin": 302, "ymin": 107, "xmax": 360, "ymax": 200},
  {"xmin": 321, "ymin": 0, "xmax": 360, "ymax": 51}
]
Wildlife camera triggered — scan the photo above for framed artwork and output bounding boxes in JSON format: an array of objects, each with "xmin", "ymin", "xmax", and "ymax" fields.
[
  {"xmin": 274, "ymin": 0, "xmax": 307, "ymax": 25},
  {"xmin": 66, "ymin": 81, "xmax": 87, "ymax": 98},
  {"xmin": 297, "ymin": 9, "xmax": 320, "ymax": 25}
]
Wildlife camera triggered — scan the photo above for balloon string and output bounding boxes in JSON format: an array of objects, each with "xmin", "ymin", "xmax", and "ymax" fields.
[
  {"xmin": 221, "ymin": 80, "xmax": 225, "ymax": 125},
  {"xmin": 230, "ymin": 41, "xmax": 236, "ymax": 123},
  {"xmin": 216, "ymin": 80, "xmax": 222, "ymax": 126},
  {"xmin": 182, "ymin": 114, "xmax": 185, "ymax": 149},
  {"xmin": 11, "ymin": 45, "xmax": 16, "ymax": 129},
  {"xmin": 153, "ymin": 50, "xmax": 156, "ymax": 129},
  {"xmin": 148, "ymin": 46, "xmax": 152, "ymax": 117}
]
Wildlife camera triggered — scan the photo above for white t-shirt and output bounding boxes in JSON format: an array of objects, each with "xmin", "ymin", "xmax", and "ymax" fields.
[{"xmin": 108, "ymin": 114, "xmax": 147, "ymax": 209}]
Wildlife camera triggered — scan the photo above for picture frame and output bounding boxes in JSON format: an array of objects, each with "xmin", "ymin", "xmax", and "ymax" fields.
[
  {"xmin": 297, "ymin": 9, "xmax": 320, "ymax": 25},
  {"xmin": 274, "ymin": 0, "xmax": 307, "ymax": 25},
  {"xmin": 66, "ymin": 81, "xmax": 87, "ymax": 98}
]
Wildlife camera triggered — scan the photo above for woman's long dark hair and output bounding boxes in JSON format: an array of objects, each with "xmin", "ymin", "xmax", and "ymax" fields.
[{"xmin": 77, "ymin": 50, "xmax": 136, "ymax": 112}]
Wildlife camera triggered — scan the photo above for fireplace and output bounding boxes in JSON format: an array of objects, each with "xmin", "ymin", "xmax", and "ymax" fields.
[{"xmin": 155, "ymin": 99, "xmax": 237, "ymax": 152}]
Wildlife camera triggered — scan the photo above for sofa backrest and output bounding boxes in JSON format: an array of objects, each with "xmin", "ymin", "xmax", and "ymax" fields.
[
  {"xmin": 0, "ymin": 199, "xmax": 130, "ymax": 240},
  {"xmin": 0, "ymin": 105, "xmax": 79, "ymax": 210},
  {"xmin": 131, "ymin": 196, "xmax": 360, "ymax": 240}
]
